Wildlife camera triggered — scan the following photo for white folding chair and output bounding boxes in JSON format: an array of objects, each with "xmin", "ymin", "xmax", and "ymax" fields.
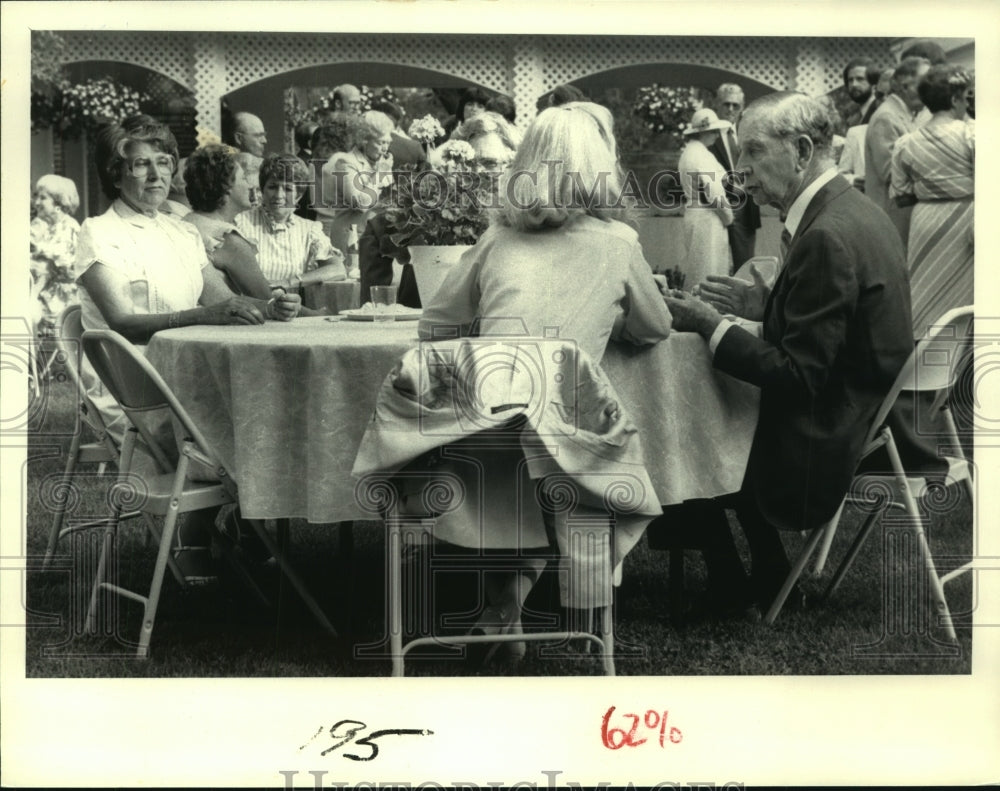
[
  {"xmin": 380, "ymin": 426, "xmax": 616, "ymax": 678},
  {"xmin": 43, "ymin": 306, "xmax": 132, "ymax": 570},
  {"xmin": 81, "ymin": 329, "xmax": 337, "ymax": 657},
  {"xmin": 765, "ymin": 306, "xmax": 975, "ymax": 643}
]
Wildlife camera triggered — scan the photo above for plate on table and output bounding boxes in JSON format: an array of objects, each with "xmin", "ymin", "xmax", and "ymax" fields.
[{"xmin": 341, "ymin": 304, "xmax": 424, "ymax": 322}]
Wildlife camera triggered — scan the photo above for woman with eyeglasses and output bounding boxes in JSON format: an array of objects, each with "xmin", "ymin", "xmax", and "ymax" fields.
[
  {"xmin": 889, "ymin": 64, "xmax": 975, "ymax": 339},
  {"xmin": 76, "ymin": 119, "xmax": 302, "ymax": 440}
]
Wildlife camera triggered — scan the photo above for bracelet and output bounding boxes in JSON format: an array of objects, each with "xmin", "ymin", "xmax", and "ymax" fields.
[{"xmin": 168, "ymin": 311, "xmax": 181, "ymax": 329}]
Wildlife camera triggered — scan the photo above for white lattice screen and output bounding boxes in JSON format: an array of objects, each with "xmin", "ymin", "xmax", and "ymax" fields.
[
  {"xmin": 57, "ymin": 31, "xmax": 895, "ymax": 131},
  {"xmin": 59, "ymin": 32, "xmax": 895, "ymax": 90}
]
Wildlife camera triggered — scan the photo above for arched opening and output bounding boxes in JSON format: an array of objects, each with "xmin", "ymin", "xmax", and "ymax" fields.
[
  {"xmin": 223, "ymin": 62, "xmax": 500, "ymax": 154},
  {"xmin": 36, "ymin": 61, "xmax": 196, "ymax": 218}
]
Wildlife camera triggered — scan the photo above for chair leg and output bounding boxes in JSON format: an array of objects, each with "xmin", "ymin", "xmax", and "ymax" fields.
[
  {"xmin": 824, "ymin": 508, "xmax": 882, "ymax": 600},
  {"xmin": 811, "ymin": 502, "xmax": 845, "ymax": 576},
  {"xmin": 136, "ymin": 451, "xmax": 194, "ymax": 659},
  {"xmin": 886, "ymin": 435, "xmax": 957, "ymax": 643},
  {"xmin": 387, "ymin": 514, "xmax": 404, "ymax": 677},
  {"xmin": 763, "ymin": 525, "xmax": 828, "ymax": 625},
  {"xmin": 44, "ymin": 429, "xmax": 83, "ymax": 570},
  {"xmin": 84, "ymin": 516, "xmax": 117, "ymax": 635},
  {"xmin": 597, "ymin": 604, "xmax": 615, "ymax": 676}
]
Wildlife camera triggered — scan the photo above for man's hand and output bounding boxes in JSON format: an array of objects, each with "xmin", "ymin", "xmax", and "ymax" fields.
[
  {"xmin": 698, "ymin": 260, "xmax": 772, "ymax": 321},
  {"xmin": 663, "ymin": 290, "xmax": 724, "ymax": 338}
]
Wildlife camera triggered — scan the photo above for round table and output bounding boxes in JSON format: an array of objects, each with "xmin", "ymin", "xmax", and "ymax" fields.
[{"xmin": 146, "ymin": 318, "xmax": 759, "ymax": 523}]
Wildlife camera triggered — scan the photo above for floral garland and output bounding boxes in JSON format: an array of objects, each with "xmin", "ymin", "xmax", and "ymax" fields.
[
  {"xmin": 632, "ymin": 84, "xmax": 701, "ymax": 146},
  {"xmin": 31, "ymin": 77, "xmax": 149, "ymax": 138}
]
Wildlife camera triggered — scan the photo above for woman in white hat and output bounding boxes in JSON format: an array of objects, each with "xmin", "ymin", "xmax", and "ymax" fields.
[{"xmin": 678, "ymin": 107, "xmax": 734, "ymax": 289}]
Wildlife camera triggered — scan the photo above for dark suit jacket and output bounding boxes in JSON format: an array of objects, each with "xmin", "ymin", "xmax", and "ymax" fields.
[
  {"xmin": 713, "ymin": 175, "xmax": 913, "ymax": 531},
  {"xmin": 709, "ymin": 134, "xmax": 761, "ymax": 233}
]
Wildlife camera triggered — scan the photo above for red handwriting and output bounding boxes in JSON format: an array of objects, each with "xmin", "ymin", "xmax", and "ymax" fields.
[{"xmin": 601, "ymin": 706, "xmax": 683, "ymax": 749}]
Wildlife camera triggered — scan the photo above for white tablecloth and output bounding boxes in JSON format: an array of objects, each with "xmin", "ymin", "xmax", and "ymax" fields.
[{"xmin": 145, "ymin": 318, "xmax": 759, "ymax": 522}]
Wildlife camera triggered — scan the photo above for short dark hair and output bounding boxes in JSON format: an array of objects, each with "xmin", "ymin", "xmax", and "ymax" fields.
[
  {"xmin": 842, "ymin": 57, "xmax": 881, "ymax": 87},
  {"xmin": 918, "ymin": 63, "xmax": 973, "ymax": 113},
  {"xmin": 311, "ymin": 114, "xmax": 359, "ymax": 160},
  {"xmin": 901, "ymin": 40, "xmax": 948, "ymax": 65},
  {"xmin": 549, "ymin": 83, "xmax": 587, "ymax": 107},
  {"xmin": 370, "ymin": 99, "xmax": 404, "ymax": 125},
  {"xmin": 294, "ymin": 120, "xmax": 319, "ymax": 151},
  {"xmin": 485, "ymin": 94, "xmax": 516, "ymax": 124},
  {"xmin": 94, "ymin": 120, "xmax": 176, "ymax": 201},
  {"xmin": 456, "ymin": 87, "xmax": 492, "ymax": 121},
  {"xmin": 258, "ymin": 152, "xmax": 309, "ymax": 190},
  {"xmin": 183, "ymin": 144, "xmax": 239, "ymax": 212}
]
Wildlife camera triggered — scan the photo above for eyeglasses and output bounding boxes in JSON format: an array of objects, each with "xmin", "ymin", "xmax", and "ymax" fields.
[{"xmin": 127, "ymin": 154, "xmax": 176, "ymax": 178}]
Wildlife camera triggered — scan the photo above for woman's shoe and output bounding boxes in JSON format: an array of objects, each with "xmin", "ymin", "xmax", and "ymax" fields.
[
  {"xmin": 171, "ymin": 546, "xmax": 219, "ymax": 586},
  {"xmin": 466, "ymin": 604, "xmax": 521, "ymax": 667}
]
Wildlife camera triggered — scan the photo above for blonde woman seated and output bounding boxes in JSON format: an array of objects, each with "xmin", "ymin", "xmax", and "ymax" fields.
[
  {"xmin": 317, "ymin": 110, "xmax": 396, "ymax": 265},
  {"xmin": 416, "ymin": 101, "xmax": 673, "ymax": 661}
]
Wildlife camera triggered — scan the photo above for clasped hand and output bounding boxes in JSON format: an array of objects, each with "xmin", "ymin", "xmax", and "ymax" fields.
[{"xmin": 208, "ymin": 292, "xmax": 301, "ymax": 325}]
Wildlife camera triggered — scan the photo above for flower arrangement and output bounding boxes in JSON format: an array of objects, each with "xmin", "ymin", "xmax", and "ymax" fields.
[
  {"xmin": 632, "ymin": 84, "xmax": 702, "ymax": 146},
  {"xmin": 436, "ymin": 140, "xmax": 477, "ymax": 170},
  {"xmin": 31, "ymin": 77, "xmax": 149, "ymax": 138},
  {"xmin": 380, "ymin": 167, "xmax": 498, "ymax": 247},
  {"xmin": 407, "ymin": 114, "xmax": 446, "ymax": 147}
]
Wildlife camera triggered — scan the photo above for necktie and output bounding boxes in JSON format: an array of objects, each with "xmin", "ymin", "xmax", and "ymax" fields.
[
  {"xmin": 779, "ymin": 227, "xmax": 792, "ymax": 267},
  {"xmin": 727, "ymin": 129, "xmax": 740, "ymax": 169}
]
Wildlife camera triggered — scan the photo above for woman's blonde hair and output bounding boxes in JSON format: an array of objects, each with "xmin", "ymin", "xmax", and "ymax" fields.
[
  {"xmin": 498, "ymin": 102, "xmax": 626, "ymax": 231},
  {"xmin": 34, "ymin": 174, "xmax": 80, "ymax": 214},
  {"xmin": 355, "ymin": 110, "xmax": 395, "ymax": 146}
]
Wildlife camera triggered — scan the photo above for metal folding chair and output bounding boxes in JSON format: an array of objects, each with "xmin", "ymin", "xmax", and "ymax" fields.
[
  {"xmin": 43, "ymin": 306, "xmax": 133, "ymax": 570},
  {"xmin": 81, "ymin": 328, "xmax": 337, "ymax": 657},
  {"xmin": 765, "ymin": 306, "xmax": 975, "ymax": 643}
]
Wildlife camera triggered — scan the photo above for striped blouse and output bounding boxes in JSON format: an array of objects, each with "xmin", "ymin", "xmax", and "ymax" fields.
[{"xmin": 235, "ymin": 206, "xmax": 337, "ymax": 283}]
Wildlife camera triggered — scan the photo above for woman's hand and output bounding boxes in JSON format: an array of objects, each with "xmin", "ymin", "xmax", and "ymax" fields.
[
  {"xmin": 266, "ymin": 291, "xmax": 302, "ymax": 322},
  {"xmin": 202, "ymin": 297, "xmax": 266, "ymax": 326}
]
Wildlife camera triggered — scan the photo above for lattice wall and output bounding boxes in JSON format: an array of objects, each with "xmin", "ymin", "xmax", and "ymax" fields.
[
  {"xmin": 56, "ymin": 31, "xmax": 895, "ymax": 132},
  {"xmin": 218, "ymin": 33, "xmax": 512, "ymax": 95},
  {"xmin": 59, "ymin": 31, "xmax": 895, "ymax": 93}
]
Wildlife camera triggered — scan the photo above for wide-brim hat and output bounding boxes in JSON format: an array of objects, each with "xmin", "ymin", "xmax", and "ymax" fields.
[{"xmin": 683, "ymin": 108, "xmax": 732, "ymax": 136}]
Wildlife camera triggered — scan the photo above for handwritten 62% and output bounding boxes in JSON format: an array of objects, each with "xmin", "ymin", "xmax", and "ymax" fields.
[{"xmin": 601, "ymin": 706, "xmax": 683, "ymax": 750}]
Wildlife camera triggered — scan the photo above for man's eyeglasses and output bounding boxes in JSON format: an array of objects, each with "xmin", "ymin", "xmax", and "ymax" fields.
[{"xmin": 127, "ymin": 155, "xmax": 176, "ymax": 178}]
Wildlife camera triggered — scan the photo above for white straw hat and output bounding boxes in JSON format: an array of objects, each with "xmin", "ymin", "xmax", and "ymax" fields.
[{"xmin": 683, "ymin": 108, "xmax": 732, "ymax": 136}]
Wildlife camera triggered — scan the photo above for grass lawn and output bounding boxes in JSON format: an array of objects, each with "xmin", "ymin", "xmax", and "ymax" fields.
[{"xmin": 21, "ymin": 375, "xmax": 975, "ymax": 677}]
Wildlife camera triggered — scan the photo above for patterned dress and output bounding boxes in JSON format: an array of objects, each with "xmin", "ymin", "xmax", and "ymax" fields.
[
  {"xmin": 30, "ymin": 213, "xmax": 80, "ymax": 335},
  {"xmin": 890, "ymin": 117, "xmax": 974, "ymax": 339}
]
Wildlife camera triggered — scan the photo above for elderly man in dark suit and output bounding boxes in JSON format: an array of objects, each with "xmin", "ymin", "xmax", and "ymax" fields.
[
  {"xmin": 709, "ymin": 83, "xmax": 762, "ymax": 272},
  {"xmin": 665, "ymin": 92, "xmax": 913, "ymax": 612}
]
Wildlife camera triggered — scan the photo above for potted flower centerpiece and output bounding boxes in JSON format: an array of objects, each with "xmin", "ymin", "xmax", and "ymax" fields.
[{"xmin": 380, "ymin": 134, "xmax": 498, "ymax": 305}]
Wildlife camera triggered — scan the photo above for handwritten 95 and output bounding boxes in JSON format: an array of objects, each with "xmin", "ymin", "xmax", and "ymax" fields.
[{"xmin": 601, "ymin": 706, "xmax": 683, "ymax": 750}]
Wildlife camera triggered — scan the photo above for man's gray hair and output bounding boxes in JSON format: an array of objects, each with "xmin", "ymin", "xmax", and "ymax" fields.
[{"xmin": 745, "ymin": 91, "xmax": 835, "ymax": 154}]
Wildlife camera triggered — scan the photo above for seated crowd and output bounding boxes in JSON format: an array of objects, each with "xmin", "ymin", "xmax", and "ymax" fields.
[{"xmin": 30, "ymin": 51, "xmax": 973, "ymax": 664}]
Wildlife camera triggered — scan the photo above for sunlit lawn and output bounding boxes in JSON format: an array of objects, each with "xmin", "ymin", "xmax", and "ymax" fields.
[{"xmin": 22, "ymin": 376, "xmax": 974, "ymax": 677}]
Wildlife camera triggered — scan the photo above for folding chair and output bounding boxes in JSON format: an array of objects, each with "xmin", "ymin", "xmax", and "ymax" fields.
[
  {"xmin": 765, "ymin": 306, "xmax": 975, "ymax": 643},
  {"xmin": 381, "ymin": 432, "xmax": 616, "ymax": 678},
  {"xmin": 357, "ymin": 339, "xmax": 626, "ymax": 677},
  {"xmin": 81, "ymin": 328, "xmax": 337, "ymax": 657},
  {"xmin": 42, "ymin": 306, "xmax": 131, "ymax": 570}
]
